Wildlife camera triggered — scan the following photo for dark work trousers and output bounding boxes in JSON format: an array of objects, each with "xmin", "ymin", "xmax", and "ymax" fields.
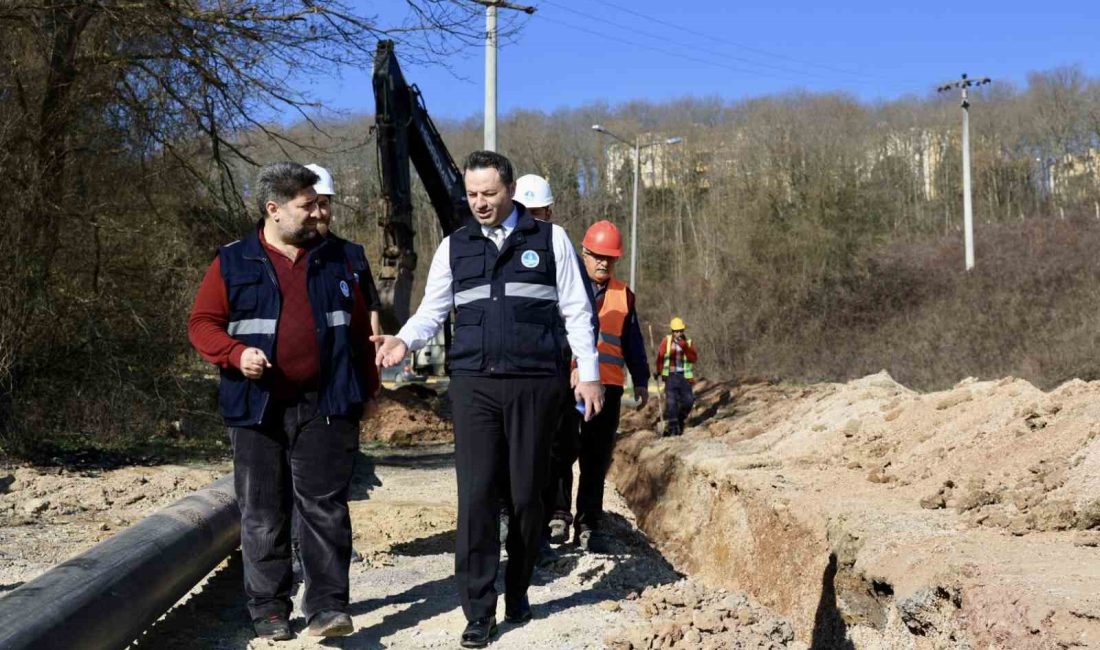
[
  {"xmin": 230, "ymin": 392, "xmax": 359, "ymax": 622},
  {"xmin": 663, "ymin": 373, "xmax": 695, "ymax": 436},
  {"xmin": 449, "ymin": 374, "xmax": 565, "ymax": 622},
  {"xmin": 573, "ymin": 385, "xmax": 624, "ymax": 532},
  {"xmin": 543, "ymin": 372, "xmax": 581, "ymax": 526}
]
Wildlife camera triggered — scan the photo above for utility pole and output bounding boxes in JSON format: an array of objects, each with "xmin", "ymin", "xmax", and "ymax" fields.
[
  {"xmin": 937, "ymin": 73, "xmax": 991, "ymax": 271},
  {"xmin": 631, "ymin": 136, "xmax": 641, "ymax": 291},
  {"xmin": 472, "ymin": 0, "xmax": 535, "ymax": 151}
]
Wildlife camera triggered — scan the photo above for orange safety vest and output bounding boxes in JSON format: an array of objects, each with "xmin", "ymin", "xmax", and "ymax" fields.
[{"xmin": 596, "ymin": 278, "xmax": 630, "ymax": 386}]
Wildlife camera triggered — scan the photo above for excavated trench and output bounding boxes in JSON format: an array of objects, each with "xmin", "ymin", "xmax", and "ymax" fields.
[{"xmin": 611, "ymin": 374, "xmax": 1100, "ymax": 649}]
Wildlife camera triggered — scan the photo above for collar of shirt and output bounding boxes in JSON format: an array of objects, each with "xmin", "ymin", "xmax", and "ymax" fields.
[{"xmin": 481, "ymin": 206, "xmax": 519, "ymax": 240}]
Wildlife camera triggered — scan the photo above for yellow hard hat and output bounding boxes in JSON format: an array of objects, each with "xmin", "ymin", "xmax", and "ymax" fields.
[{"xmin": 670, "ymin": 317, "xmax": 686, "ymax": 331}]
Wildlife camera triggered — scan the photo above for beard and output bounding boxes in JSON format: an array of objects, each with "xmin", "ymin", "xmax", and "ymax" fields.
[{"xmin": 285, "ymin": 223, "xmax": 318, "ymax": 245}]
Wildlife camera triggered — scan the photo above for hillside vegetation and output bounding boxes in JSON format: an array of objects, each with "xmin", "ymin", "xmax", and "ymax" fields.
[{"xmin": 3, "ymin": 19, "xmax": 1100, "ymax": 456}]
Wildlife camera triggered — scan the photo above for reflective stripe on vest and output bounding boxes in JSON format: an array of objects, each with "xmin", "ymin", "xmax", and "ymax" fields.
[
  {"xmin": 597, "ymin": 278, "xmax": 629, "ymax": 386},
  {"xmin": 227, "ymin": 318, "xmax": 277, "ymax": 336},
  {"xmin": 661, "ymin": 335, "xmax": 694, "ymax": 379}
]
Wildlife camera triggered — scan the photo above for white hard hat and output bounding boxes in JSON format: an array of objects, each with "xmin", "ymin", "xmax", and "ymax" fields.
[
  {"xmin": 304, "ymin": 163, "xmax": 335, "ymax": 196},
  {"xmin": 513, "ymin": 174, "xmax": 553, "ymax": 208}
]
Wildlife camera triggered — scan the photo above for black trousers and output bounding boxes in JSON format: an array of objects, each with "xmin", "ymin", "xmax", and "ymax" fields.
[
  {"xmin": 543, "ymin": 373, "xmax": 580, "ymax": 526},
  {"xmin": 449, "ymin": 374, "xmax": 565, "ymax": 622},
  {"xmin": 230, "ymin": 392, "xmax": 359, "ymax": 621},
  {"xmin": 545, "ymin": 385, "xmax": 623, "ymax": 531},
  {"xmin": 664, "ymin": 373, "xmax": 695, "ymax": 435}
]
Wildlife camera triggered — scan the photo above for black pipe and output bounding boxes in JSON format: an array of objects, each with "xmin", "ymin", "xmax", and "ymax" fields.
[{"xmin": 0, "ymin": 474, "xmax": 240, "ymax": 650}]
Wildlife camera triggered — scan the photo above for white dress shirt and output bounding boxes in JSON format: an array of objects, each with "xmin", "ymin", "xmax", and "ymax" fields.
[{"xmin": 396, "ymin": 206, "xmax": 600, "ymax": 382}]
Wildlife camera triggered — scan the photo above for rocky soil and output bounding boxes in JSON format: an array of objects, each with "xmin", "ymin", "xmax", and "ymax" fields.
[
  {"xmin": 6, "ymin": 374, "xmax": 1098, "ymax": 648},
  {"xmin": 613, "ymin": 372, "xmax": 1100, "ymax": 648},
  {"xmin": 133, "ymin": 445, "xmax": 799, "ymax": 649}
]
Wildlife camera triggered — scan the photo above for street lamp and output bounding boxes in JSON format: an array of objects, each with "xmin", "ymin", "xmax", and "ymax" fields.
[{"xmin": 591, "ymin": 124, "xmax": 682, "ymax": 292}]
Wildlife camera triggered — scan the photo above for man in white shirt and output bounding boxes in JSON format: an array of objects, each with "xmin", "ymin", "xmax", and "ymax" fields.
[{"xmin": 373, "ymin": 151, "xmax": 603, "ymax": 648}]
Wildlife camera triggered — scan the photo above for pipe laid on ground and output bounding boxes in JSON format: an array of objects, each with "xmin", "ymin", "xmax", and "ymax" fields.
[{"xmin": 0, "ymin": 473, "xmax": 239, "ymax": 650}]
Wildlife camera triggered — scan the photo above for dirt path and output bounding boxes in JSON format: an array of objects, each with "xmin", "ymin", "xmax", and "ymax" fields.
[{"xmin": 131, "ymin": 444, "xmax": 796, "ymax": 649}]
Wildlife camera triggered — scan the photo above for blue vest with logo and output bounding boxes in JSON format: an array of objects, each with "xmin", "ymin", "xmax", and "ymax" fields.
[
  {"xmin": 217, "ymin": 227, "xmax": 366, "ymax": 426},
  {"xmin": 332, "ymin": 235, "xmax": 370, "ymax": 285},
  {"xmin": 448, "ymin": 209, "xmax": 562, "ymax": 376}
]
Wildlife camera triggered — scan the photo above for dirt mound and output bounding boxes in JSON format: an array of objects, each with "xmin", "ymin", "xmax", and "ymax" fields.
[
  {"xmin": 611, "ymin": 371, "xmax": 1100, "ymax": 648},
  {"xmin": 619, "ymin": 379, "xmax": 774, "ymax": 436},
  {"xmin": 362, "ymin": 384, "xmax": 453, "ymax": 445}
]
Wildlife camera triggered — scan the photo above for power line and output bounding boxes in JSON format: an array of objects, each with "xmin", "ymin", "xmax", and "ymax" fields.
[
  {"xmin": 535, "ymin": 13, "xmax": 883, "ymax": 89},
  {"xmin": 579, "ymin": 0, "xmax": 886, "ymax": 82},
  {"xmin": 538, "ymin": 0, "xmax": 840, "ymax": 83}
]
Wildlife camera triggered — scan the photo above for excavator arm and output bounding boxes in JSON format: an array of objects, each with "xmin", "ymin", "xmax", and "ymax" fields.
[{"xmin": 372, "ymin": 40, "xmax": 470, "ymax": 335}]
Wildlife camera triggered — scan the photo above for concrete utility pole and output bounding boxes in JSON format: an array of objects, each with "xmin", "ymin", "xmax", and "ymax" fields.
[
  {"xmin": 937, "ymin": 73, "xmax": 991, "ymax": 271},
  {"xmin": 591, "ymin": 125, "xmax": 683, "ymax": 292},
  {"xmin": 472, "ymin": 0, "xmax": 535, "ymax": 151}
]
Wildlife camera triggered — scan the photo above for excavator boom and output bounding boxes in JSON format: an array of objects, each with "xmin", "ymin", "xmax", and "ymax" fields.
[{"xmin": 372, "ymin": 40, "xmax": 470, "ymax": 335}]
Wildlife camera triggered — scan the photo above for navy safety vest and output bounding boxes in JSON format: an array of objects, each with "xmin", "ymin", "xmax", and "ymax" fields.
[
  {"xmin": 448, "ymin": 209, "xmax": 563, "ymax": 376},
  {"xmin": 331, "ymin": 235, "xmax": 371, "ymax": 288},
  {"xmin": 217, "ymin": 227, "xmax": 366, "ymax": 426}
]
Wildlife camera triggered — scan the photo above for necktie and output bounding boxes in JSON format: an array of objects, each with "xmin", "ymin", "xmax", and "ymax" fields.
[{"xmin": 488, "ymin": 226, "xmax": 505, "ymax": 250}]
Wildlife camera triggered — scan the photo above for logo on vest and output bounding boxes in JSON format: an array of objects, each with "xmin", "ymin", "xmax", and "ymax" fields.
[
  {"xmin": 339, "ymin": 280, "xmax": 351, "ymax": 298},
  {"xmin": 521, "ymin": 250, "xmax": 540, "ymax": 268}
]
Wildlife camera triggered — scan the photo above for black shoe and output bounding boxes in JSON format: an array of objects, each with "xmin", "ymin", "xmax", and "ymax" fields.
[
  {"xmin": 460, "ymin": 616, "xmax": 497, "ymax": 648},
  {"xmin": 547, "ymin": 517, "xmax": 569, "ymax": 544},
  {"xmin": 253, "ymin": 613, "xmax": 293, "ymax": 641},
  {"xmin": 307, "ymin": 609, "xmax": 353, "ymax": 637},
  {"xmin": 505, "ymin": 595, "xmax": 532, "ymax": 625}
]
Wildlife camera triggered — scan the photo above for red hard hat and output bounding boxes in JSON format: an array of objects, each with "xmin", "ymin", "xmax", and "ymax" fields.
[{"xmin": 582, "ymin": 220, "xmax": 623, "ymax": 258}]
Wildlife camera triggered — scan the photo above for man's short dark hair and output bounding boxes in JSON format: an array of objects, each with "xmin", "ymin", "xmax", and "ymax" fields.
[
  {"xmin": 463, "ymin": 150, "xmax": 514, "ymax": 186},
  {"xmin": 254, "ymin": 162, "xmax": 319, "ymax": 218}
]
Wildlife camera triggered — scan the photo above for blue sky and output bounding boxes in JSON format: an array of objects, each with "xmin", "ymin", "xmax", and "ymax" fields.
[{"xmin": 306, "ymin": 0, "xmax": 1100, "ymax": 121}]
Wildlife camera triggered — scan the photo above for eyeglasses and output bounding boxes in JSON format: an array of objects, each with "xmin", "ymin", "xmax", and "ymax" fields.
[{"xmin": 581, "ymin": 249, "xmax": 617, "ymax": 263}]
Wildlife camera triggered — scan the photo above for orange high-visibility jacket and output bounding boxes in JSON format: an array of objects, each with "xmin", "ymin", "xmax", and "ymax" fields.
[{"xmin": 596, "ymin": 278, "xmax": 629, "ymax": 386}]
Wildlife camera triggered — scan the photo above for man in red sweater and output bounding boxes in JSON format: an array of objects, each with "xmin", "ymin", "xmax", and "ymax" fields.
[{"xmin": 189, "ymin": 161, "xmax": 378, "ymax": 641}]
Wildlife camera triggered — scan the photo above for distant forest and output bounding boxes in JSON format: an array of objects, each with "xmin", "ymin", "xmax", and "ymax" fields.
[{"xmin": 3, "ymin": 0, "xmax": 1100, "ymax": 453}]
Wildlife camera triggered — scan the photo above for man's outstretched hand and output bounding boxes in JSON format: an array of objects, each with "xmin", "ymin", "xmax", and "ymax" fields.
[{"xmin": 372, "ymin": 335, "xmax": 408, "ymax": 368}]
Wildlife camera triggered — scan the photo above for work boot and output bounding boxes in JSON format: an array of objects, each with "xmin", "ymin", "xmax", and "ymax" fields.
[
  {"xmin": 547, "ymin": 517, "xmax": 569, "ymax": 545},
  {"xmin": 576, "ymin": 527, "xmax": 612, "ymax": 554},
  {"xmin": 307, "ymin": 610, "xmax": 354, "ymax": 637},
  {"xmin": 253, "ymin": 614, "xmax": 293, "ymax": 641}
]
